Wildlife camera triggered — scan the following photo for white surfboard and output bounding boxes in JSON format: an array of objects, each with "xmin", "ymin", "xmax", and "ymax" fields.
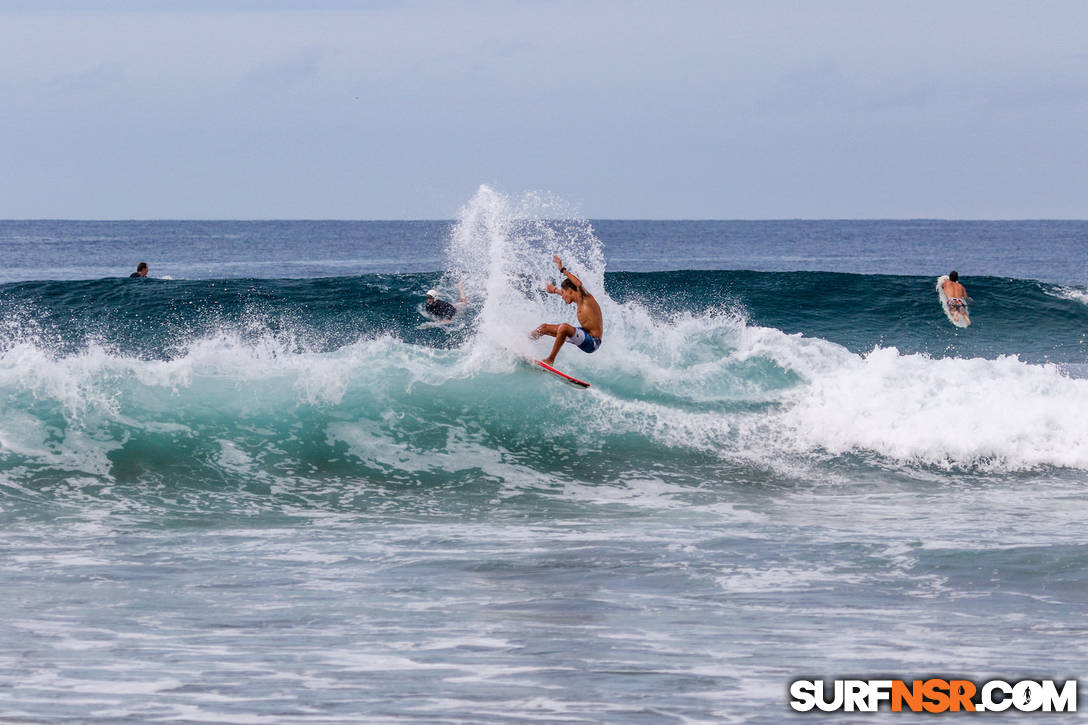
[{"xmin": 936, "ymin": 275, "xmax": 970, "ymax": 328}]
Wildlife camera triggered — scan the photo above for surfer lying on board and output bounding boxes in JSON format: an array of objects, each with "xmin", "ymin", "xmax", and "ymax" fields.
[
  {"xmin": 941, "ymin": 270, "xmax": 971, "ymax": 325},
  {"xmin": 530, "ymin": 255, "xmax": 603, "ymax": 365}
]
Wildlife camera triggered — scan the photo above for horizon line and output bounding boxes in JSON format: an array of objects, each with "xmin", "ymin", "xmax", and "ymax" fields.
[{"xmin": 3, "ymin": 217, "xmax": 1088, "ymax": 223}]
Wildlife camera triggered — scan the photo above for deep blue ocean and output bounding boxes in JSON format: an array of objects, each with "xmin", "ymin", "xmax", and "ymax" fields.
[{"xmin": 2, "ymin": 187, "xmax": 1087, "ymax": 722}]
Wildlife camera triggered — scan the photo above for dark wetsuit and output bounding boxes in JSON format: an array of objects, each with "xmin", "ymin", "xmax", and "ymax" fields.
[{"xmin": 426, "ymin": 298, "xmax": 458, "ymax": 320}]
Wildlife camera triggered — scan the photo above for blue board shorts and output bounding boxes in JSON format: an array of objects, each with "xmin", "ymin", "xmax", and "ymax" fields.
[{"xmin": 566, "ymin": 326, "xmax": 602, "ymax": 354}]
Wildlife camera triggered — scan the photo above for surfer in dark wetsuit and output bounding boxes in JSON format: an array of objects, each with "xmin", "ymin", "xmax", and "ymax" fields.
[
  {"xmin": 129, "ymin": 262, "xmax": 148, "ymax": 278},
  {"xmin": 941, "ymin": 270, "xmax": 970, "ymax": 325},
  {"xmin": 530, "ymin": 254, "xmax": 603, "ymax": 365},
  {"xmin": 425, "ymin": 284, "xmax": 467, "ymax": 323}
]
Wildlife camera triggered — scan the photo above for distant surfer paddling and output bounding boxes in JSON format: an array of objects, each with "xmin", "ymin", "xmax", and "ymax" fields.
[
  {"xmin": 530, "ymin": 255, "xmax": 603, "ymax": 364},
  {"xmin": 940, "ymin": 270, "xmax": 971, "ymax": 325}
]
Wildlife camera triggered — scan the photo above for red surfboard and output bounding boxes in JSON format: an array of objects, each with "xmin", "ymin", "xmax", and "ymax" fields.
[{"xmin": 527, "ymin": 358, "xmax": 591, "ymax": 388}]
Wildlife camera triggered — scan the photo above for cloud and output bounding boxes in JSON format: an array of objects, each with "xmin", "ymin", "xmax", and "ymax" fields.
[
  {"xmin": 2, "ymin": 1, "xmax": 1088, "ymax": 218},
  {"xmin": 240, "ymin": 46, "xmax": 329, "ymax": 88}
]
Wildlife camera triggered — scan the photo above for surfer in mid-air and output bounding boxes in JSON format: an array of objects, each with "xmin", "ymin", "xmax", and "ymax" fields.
[
  {"xmin": 530, "ymin": 254, "xmax": 603, "ymax": 365},
  {"xmin": 941, "ymin": 270, "xmax": 971, "ymax": 325}
]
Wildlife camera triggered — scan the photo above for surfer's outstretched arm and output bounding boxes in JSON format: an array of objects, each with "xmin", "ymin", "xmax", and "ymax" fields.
[{"xmin": 553, "ymin": 254, "xmax": 585, "ymax": 292}]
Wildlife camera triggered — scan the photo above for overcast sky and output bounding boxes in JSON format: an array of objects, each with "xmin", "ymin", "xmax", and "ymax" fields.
[{"xmin": 2, "ymin": 1, "xmax": 1086, "ymax": 219}]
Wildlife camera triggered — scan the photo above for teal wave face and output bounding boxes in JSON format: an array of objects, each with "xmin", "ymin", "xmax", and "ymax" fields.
[
  {"xmin": 3, "ymin": 271, "xmax": 1086, "ymax": 363},
  {"xmin": 607, "ymin": 270, "xmax": 1088, "ymax": 364},
  {"xmin": 3, "ymin": 269, "xmax": 1088, "ymax": 508},
  {"xmin": 0, "ymin": 274, "xmax": 479, "ymax": 359}
]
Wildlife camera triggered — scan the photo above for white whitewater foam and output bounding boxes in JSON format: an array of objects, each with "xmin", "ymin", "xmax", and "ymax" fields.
[
  {"xmin": 621, "ymin": 325, "xmax": 1088, "ymax": 471},
  {"xmin": 4, "ymin": 311, "xmax": 1086, "ymax": 475},
  {"xmin": 4, "ymin": 192, "xmax": 1088, "ymax": 478},
  {"xmin": 777, "ymin": 343, "xmax": 1088, "ymax": 470},
  {"xmin": 1050, "ymin": 285, "xmax": 1088, "ymax": 305},
  {"xmin": 438, "ymin": 186, "xmax": 1088, "ymax": 473}
]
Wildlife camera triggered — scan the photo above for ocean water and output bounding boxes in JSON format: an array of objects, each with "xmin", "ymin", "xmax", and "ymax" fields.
[{"xmin": 1, "ymin": 186, "xmax": 1087, "ymax": 722}]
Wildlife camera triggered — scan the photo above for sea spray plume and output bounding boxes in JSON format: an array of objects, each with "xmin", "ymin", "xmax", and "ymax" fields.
[
  {"xmin": 438, "ymin": 187, "xmax": 809, "ymax": 471},
  {"xmin": 444, "ymin": 186, "xmax": 607, "ymax": 367},
  {"xmin": 440, "ymin": 186, "xmax": 778, "ymax": 401}
]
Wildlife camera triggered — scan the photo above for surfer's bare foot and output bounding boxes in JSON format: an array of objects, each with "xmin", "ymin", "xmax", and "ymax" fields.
[
  {"xmin": 542, "ymin": 357, "xmax": 555, "ymax": 365},
  {"xmin": 530, "ymin": 323, "xmax": 557, "ymax": 340}
]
